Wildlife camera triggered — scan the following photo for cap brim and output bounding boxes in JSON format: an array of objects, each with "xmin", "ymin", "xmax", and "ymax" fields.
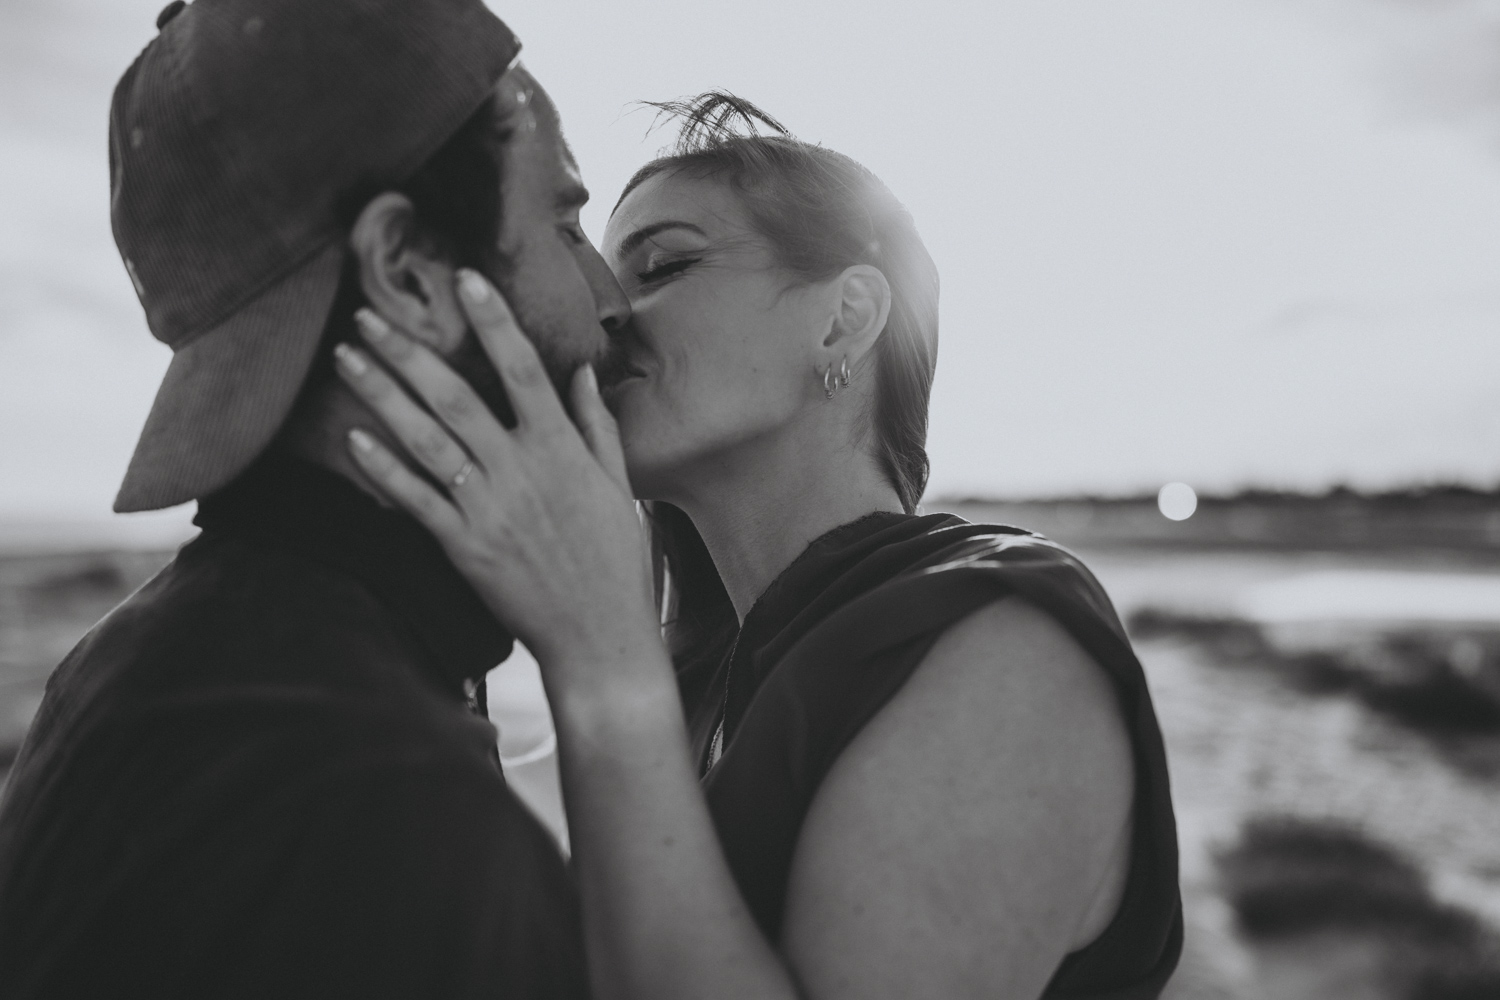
[{"xmin": 114, "ymin": 242, "xmax": 346, "ymax": 513}]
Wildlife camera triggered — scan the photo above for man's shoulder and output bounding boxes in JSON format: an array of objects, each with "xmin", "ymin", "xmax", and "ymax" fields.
[
  {"xmin": 12, "ymin": 532, "xmax": 479, "ymax": 802},
  {"xmin": 0, "ymin": 562, "xmax": 571, "ymax": 1000},
  {"xmin": 54, "ymin": 532, "xmax": 415, "ymax": 700},
  {"xmin": 1, "ymin": 531, "xmax": 508, "ymax": 869}
]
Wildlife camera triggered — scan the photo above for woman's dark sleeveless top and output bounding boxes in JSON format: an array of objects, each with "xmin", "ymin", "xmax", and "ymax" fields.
[{"xmin": 678, "ymin": 512, "xmax": 1182, "ymax": 998}]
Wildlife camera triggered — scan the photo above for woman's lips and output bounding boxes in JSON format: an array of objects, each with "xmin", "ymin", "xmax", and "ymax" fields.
[
  {"xmin": 595, "ymin": 350, "xmax": 646, "ymax": 389},
  {"xmin": 599, "ymin": 359, "xmax": 649, "ymax": 396}
]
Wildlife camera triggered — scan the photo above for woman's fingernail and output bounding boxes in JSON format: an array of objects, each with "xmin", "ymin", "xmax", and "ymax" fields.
[
  {"xmin": 354, "ymin": 308, "xmax": 389, "ymax": 341},
  {"xmin": 580, "ymin": 362, "xmax": 598, "ymax": 393},
  {"xmin": 348, "ymin": 428, "xmax": 376, "ymax": 454},
  {"xmin": 458, "ymin": 269, "xmax": 490, "ymax": 303},
  {"xmin": 334, "ymin": 342, "xmax": 368, "ymax": 375}
]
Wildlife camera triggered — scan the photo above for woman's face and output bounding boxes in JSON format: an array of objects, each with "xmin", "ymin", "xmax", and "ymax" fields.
[{"xmin": 601, "ymin": 171, "xmax": 832, "ymax": 500}]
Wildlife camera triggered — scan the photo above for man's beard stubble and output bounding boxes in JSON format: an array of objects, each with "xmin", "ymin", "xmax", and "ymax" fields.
[
  {"xmin": 447, "ymin": 332, "xmax": 519, "ymax": 428},
  {"xmin": 446, "ymin": 313, "xmax": 637, "ymax": 428},
  {"xmin": 451, "ymin": 251, "xmax": 632, "ymax": 423}
]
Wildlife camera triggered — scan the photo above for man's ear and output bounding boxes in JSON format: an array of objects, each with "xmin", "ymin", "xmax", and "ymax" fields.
[
  {"xmin": 820, "ymin": 264, "xmax": 893, "ymax": 368},
  {"xmin": 349, "ymin": 192, "xmax": 467, "ymax": 355}
]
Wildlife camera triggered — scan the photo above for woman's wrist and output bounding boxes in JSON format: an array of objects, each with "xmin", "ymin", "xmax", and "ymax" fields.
[
  {"xmin": 549, "ymin": 663, "xmax": 686, "ymax": 770},
  {"xmin": 538, "ymin": 628, "xmax": 678, "ymax": 725},
  {"xmin": 529, "ymin": 615, "xmax": 664, "ymax": 677}
]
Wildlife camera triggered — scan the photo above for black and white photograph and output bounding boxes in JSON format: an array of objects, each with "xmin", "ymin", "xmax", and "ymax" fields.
[{"xmin": 1, "ymin": 1, "xmax": 1498, "ymax": 997}]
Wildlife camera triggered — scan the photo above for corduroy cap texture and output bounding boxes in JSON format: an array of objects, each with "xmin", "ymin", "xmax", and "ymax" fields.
[{"xmin": 109, "ymin": 0, "xmax": 520, "ymax": 512}]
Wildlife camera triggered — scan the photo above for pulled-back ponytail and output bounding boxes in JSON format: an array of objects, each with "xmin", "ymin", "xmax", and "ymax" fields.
[{"xmin": 622, "ymin": 93, "xmax": 940, "ymax": 674}]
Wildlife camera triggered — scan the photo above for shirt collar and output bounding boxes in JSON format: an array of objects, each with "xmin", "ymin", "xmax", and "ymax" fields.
[
  {"xmin": 722, "ymin": 510, "xmax": 965, "ymax": 740},
  {"xmin": 194, "ymin": 454, "xmax": 513, "ymax": 695}
]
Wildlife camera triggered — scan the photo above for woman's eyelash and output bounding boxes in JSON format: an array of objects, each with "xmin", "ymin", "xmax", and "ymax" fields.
[{"xmin": 636, "ymin": 257, "xmax": 699, "ymax": 283}]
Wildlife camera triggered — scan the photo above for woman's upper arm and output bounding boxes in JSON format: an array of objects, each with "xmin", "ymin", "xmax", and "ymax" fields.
[{"xmin": 780, "ymin": 596, "xmax": 1135, "ymax": 1000}]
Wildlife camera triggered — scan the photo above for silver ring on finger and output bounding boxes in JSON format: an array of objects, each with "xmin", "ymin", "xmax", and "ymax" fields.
[{"xmin": 449, "ymin": 459, "xmax": 476, "ymax": 490}]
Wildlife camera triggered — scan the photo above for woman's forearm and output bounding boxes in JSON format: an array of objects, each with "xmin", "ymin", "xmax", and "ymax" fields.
[{"xmin": 547, "ymin": 649, "xmax": 803, "ymax": 1000}]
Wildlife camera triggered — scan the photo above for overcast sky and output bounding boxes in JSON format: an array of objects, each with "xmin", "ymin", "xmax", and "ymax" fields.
[{"xmin": 2, "ymin": 0, "xmax": 1499, "ymax": 542}]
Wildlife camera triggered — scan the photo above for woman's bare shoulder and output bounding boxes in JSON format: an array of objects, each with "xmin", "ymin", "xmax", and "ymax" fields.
[{"xmin": 782, "ymin": 596, "xmax": 1135, "ymax": 1000}]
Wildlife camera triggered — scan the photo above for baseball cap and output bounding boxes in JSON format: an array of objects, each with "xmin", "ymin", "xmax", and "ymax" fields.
[{"xmin": 109, "ymin": 0, "xmax": 520, "ymax": 512}]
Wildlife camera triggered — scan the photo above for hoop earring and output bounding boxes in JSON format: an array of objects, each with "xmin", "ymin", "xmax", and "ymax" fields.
[
  {"xmin": 839, "ymin": 355, "xmax": 851, "ymax": 389},
  {"xmin": 821, "ymin": 363, "xmax": 838, "ymax": 399}
]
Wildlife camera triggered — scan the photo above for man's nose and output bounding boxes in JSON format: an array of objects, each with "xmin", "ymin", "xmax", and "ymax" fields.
[{"xmin": 582, "ymin": 244, "xmax": 631, "ymax": 333}]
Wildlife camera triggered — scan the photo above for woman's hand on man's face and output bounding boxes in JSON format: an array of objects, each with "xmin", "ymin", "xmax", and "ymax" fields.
[{"xmin": 333, "ymin": 268, "xmax": 660, "ymax": 672}]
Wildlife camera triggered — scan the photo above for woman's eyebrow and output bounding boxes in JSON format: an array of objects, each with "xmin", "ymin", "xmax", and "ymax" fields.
[{"xmin": 613, "ymin": 221, "xmax": 707, "ymax": 259}]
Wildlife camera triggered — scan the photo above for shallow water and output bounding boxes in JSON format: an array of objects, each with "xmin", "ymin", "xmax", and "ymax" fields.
[
  {"xmin": 1075, "ymin": 549, "xmax": 1500, "ymax": 997},
  {"xmin": 1235, "ymin": 569, "xmax": 1500, "ymax": 626}
]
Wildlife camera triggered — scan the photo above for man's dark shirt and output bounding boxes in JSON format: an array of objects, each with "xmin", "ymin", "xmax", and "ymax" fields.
[{"xmin": 0, "ymin": 457, "xmax": 587, "ymax": 999}]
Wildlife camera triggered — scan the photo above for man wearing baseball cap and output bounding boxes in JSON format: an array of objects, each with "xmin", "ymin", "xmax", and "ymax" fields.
[{"xmin": 0, "ymin": 0, "xmax": 628, "ymax": 996}]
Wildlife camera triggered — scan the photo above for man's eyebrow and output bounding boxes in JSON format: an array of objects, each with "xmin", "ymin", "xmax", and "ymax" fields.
[{"xmin": 613, "ymin": 221, "xmax": 708, "ymax": 258}]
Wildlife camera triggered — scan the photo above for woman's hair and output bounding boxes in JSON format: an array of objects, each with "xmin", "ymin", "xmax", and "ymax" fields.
[{"xmin": 621, "ymin": 93, "xmax": 940, "ymax": 672}]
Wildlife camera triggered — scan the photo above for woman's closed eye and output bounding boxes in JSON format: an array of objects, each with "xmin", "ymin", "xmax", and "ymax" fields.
[{"xmin": 636, "ymin": 255, "xmax": 699, "ymax": 285}]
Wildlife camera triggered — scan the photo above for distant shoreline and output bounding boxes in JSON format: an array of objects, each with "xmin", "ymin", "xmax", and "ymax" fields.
[
  {"xmin": 935, "ymin": 493, "xmax": 1500, "ymax": 557},
  {"xmin": 4, "ymin": 487, "xmax": 1498, "ymax": 559}
]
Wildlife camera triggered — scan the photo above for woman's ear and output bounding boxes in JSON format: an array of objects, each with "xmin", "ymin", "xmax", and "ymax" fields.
[
  {"xmin": 821, "ymin": 265, "xmax": 892, "ymax": 367},
  {"xmin": 349, "ymin": 192, "xmax": 467, "ymax": 355}
]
